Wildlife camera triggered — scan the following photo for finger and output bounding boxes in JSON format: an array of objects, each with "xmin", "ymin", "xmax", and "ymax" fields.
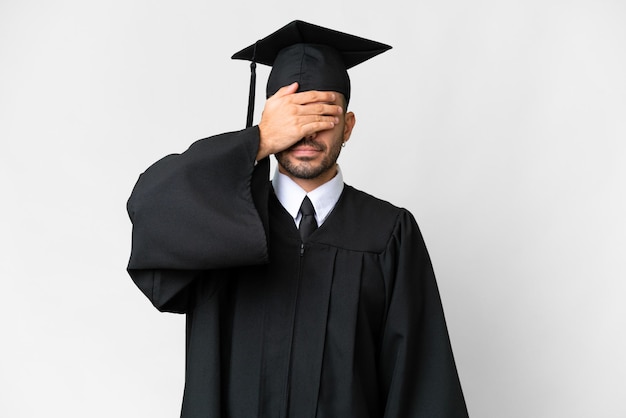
[
  {"xmin": 292, "ymin": 90, "xmax": 337, "ymax": 105},
  {"xmin": 296, "ymin": 103, "xmax": 343, "ymax": 117},
  {"xmin": 272, "ymin": 82, "xmax": 299, "ymax": 98},
  {"xmin": 299, "ymin": 122, "xmax": 337, "ymax": 138},
  {"xmin": 298, "ymin": 116, "xmax": 339, "ymax": 135},
  {"xmin": 298, "ymin": 113, "xmax": 340, "ymax": 125}
]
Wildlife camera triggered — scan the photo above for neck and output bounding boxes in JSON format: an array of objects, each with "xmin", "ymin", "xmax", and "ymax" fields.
[{"xmin": 278, "ymin": 164, "xmax": 338, "ymax": 193}]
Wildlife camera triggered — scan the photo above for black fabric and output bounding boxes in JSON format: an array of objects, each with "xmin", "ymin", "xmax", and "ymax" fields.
[
  {"xmin": 298, "ymin": 196, "xmax": 317, "ymax": 241},
  {"xmin": 265, "ymin": 43, "xmax": 352, "ymax": 102},
  {"xmin": 231, "ymin": 20, "xmax": 392, "ymax": 70},
  {"xmin": 231, "ymin": 20, "xmax": 392, "ymax": 120},
  {"xmin": 127, "ymin": 128, "xmax": 469, "ymax": 417}
]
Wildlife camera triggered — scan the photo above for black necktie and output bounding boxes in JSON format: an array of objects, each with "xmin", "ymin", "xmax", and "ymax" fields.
[{"xmin": 299, "ymin": 196, "xmax": 318, "ymax": 240}]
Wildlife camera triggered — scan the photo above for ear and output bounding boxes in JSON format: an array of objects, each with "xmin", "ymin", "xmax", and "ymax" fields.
[{"xmin": 342, "ymin": 111, "xmax": 356, "ymax": 143}]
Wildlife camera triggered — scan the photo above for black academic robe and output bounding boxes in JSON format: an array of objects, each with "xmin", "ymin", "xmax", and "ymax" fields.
[{"xmin": 127, "ymin": 127, "xmax": 469, "ymax": 418}]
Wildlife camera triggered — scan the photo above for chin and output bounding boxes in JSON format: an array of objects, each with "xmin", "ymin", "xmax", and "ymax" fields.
[
  {"xmin": 277, "ymin": 151, "xmax": 336, "ymax": 180},
  {"xmin": 280, "ymin": 161, "xmax": 323, "ymax": 180}
]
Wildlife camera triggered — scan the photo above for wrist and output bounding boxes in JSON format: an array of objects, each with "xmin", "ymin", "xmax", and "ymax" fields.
[
  {"xmin": 256, "ymin": 142, "xmax": 270, "ymax": 161},
  {"xmin": 257, "ymin": 123, "xmax": 273, "ymax": 160}
]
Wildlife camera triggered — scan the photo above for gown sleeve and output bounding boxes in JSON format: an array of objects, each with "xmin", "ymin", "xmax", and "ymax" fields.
[
  {"xmin": 126, "ymin": 127, "xmax": 270, "ymax": 313},
  {"xmin": 379, "ymin": 210, "xmax": 469, "ymax": 417}
]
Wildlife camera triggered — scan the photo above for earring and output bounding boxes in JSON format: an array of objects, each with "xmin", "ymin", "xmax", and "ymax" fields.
[{"xmin": 341, "ymin": 142, "xmax": 346, "ymax": 148}]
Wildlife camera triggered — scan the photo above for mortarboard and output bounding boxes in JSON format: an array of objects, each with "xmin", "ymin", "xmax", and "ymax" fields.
[{"xmin": 232, "ymin": 20, "xmax": 392, "ymax": 127}]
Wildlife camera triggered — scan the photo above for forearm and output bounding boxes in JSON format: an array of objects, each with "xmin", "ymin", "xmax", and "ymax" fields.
[{"xmin": 127, "ymin": 127, "xmax": 268, "ymax": 271}]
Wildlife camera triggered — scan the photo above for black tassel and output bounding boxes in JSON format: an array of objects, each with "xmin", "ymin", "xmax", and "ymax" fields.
[
  {"xmin": 246, "ymin": 61, "xmax": 256, "ymax": 128},
  {"xmin": 246, "ymin": 42, "xmax": 258, "ymax": 128}
]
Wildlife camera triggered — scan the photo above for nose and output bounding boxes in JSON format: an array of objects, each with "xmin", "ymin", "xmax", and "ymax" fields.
[{"xmin": 304, "ymin": 131, "xmax": 317, "ymax": 141}]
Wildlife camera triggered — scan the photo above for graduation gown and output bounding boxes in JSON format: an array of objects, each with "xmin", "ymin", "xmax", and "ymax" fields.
[{"xmin": 127, "ymin": 127, "xmax": 469, "ymax": 417}]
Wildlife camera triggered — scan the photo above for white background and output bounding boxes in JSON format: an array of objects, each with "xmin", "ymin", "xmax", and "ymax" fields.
[{"xmin": 1, "ymin": 1, "xmax": 625, "ymax": 417}]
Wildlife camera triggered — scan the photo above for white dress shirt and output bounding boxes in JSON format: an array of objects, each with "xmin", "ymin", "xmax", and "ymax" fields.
[{"xmin": 272, "ymin": 166, "xmax": 344, "ymax": 228}]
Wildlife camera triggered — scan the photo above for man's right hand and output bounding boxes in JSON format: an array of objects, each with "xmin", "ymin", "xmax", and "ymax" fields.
[{"xmin": 256, "ymin": 82, "xmax": 343, "ymax": 160}]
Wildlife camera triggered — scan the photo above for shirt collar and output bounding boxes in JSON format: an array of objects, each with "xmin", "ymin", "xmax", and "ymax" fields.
[{"xmin": 272, "ymin": 165, "xmax": 344, "ymax": 226}]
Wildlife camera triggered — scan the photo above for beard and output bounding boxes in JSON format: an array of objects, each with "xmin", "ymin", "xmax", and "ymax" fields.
[{"xmin": 275, "ymin": 136, "xmax": 344, "ymax": 180}]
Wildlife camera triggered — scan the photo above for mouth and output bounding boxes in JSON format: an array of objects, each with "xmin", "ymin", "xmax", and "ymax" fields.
[
  {"xmin": 291, "ymin": 138, "xmax": 323, "ymax": 150},
  {"xmin": 287, "ymin": 139, "xmax": 324, "ymax": 157},
  {"xmin": 289, "ymin": 147, "xmax": 321, "ymax": 158}
]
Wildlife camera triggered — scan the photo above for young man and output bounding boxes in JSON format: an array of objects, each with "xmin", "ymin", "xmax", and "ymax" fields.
[{"xmin": 127, "ymin": 20, "xmax": 469, "ymax": 417}]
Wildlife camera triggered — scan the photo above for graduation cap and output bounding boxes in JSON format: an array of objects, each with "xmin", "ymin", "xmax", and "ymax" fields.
[{"xmin": 232, "ymin": 20, "xmax": 392, "ymax": 127}]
